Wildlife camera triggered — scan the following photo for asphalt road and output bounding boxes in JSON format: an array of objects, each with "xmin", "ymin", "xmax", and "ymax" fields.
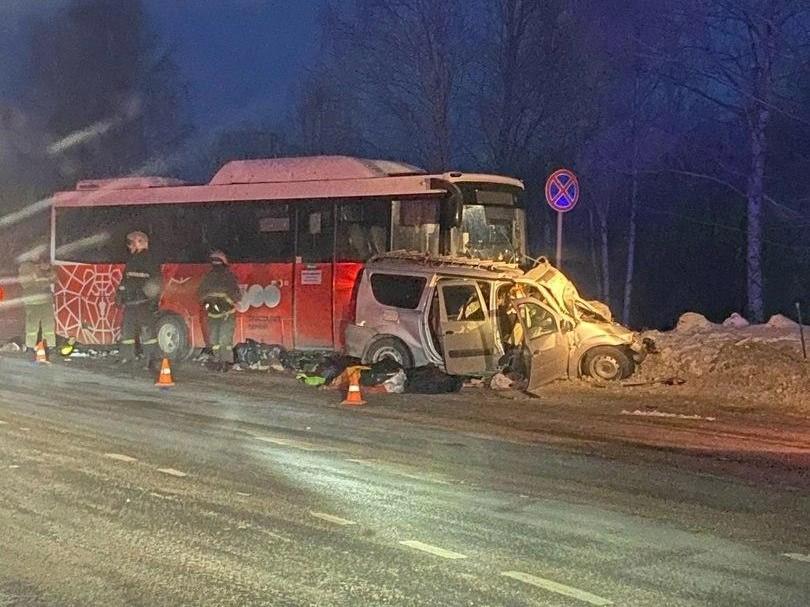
[{"xmin": 0, "ymin": 356, "xmax": 808, "ymax": 606}]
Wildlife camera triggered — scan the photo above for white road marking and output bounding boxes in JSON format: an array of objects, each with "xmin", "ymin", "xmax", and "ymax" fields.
[
  {"xmin": 19, "ymin": 427, "xmax": 30, "ymax": 431},
  {"xmin": 8, "ymin": 465, "xmax": 19, "ymax": 469},
  {"xmin": 501, "ymin": 571, "xmax": 612, "ymax": 606},
  {"xmin": 398, "ymin": 471, "xmax": 451, "ymax": 485},
  {"xmin": 346, "ymin": 458, "xmax": 450, "ymax": 484},
  {"xmin": 621, "ymin": 409, "xmax": 716, "ymax": 422},
  {"xmin": 254, "ymin": 435, "xmax": 333, "ymax": 452},
  {"xmin": 346, "ymin": 458, "xmax": 375, "ymax": 465},
  {"xmin": 0, "ymin": 420, "xmax": 8, "ymax": 425},
  {"xmin": 157, "ymin": 467, "xmax": 188, "ymax": 478},
  {"xmin": 400, "ymin": 540, "xmax": 467, "ymax": 560},
  {"xmin": 104, "ymin": 453, "xmax": 138, "ymax": 463},
  {"xmin": 148, "ymin": 492, "xmax": 175, "ymax": 500},
  {"xmin": 783, "ymin": 553, "xmax": 810, "ymax": 563},
  {"xmin": 309, "ymin": 511, "xmax": 357, "ymax": 526},
  {"xmin": 236, "ymin": 492, "xmax": 251, "ymax": 497}
]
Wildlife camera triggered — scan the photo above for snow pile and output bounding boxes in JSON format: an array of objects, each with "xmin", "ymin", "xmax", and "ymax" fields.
[
  {"xmin": 722, "ymin": 313, "xmax": 749, "ymax": 328},
  {"xmin": 675, "ymin": 312, "xmax": 716, "ymax": 332},
  {"xmin": 639, "ymin": 313, "xmax": 810, "ymax": 412},
  {"xmin": 766, "ymin": 314, "xmax": 799, "ymax": 329}
]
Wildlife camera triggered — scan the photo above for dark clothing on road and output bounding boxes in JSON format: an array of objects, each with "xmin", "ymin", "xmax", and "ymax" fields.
[{"xmin": 198, "ymin": 265, "xmax": 241, "ymax": 364}]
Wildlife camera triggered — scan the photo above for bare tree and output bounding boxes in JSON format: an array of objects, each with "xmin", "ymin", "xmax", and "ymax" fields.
[
  {"xmin": 322, "ymin": 0, "xmax": 471, "ymax": 170},
  {"xmin": 660, "ymin": 0, "xmax": 810, "ymax": 321},
  {"xmin": 474, "ymin": 0, "xmax": 579, "ymax": 174},
  {"xmin": 293, "ymin": 68, "xmax": 368, "ymax": 156},
  {"xmin": 26, "ymin": 0, "xmax": 191, "ymax": 182},
  {"xmin": 569, "ymin": 0, "xmax": 684, "ymax": 322}
]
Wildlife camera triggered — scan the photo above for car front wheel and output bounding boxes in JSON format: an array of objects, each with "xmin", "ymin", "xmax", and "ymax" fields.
[{"xmin": 583, "ymin": 346, "xmax": 634, "ymax": 381}]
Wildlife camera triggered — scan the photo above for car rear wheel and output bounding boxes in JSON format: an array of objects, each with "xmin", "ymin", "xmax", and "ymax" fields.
[
  {"xmin": 155, "ymin": 314, "xmax": 191, "ymax": 360},
  {"xmin": 364, "ymin": 336, "xmax": 414, "ymax": 368},
  {"xmin": 583, "ymin": 346, "xmax": 634, "ymax": 381}
]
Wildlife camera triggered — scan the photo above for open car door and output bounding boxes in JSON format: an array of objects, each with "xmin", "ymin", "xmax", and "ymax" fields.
[
  {"xmin": 437, "ymin": 280, "xmax": 496, "ymax": 375},
  {"xmin": 513, "ymin": 297, "xmax": 569, "ymax": 395}
]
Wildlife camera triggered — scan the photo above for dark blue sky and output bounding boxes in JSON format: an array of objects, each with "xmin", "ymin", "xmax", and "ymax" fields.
[
  {"xmin": 0, "ymin": 1, "xmax": 326, "ymax": 128},
  {"xmin": 148, "ymin": 1, "xmax": 325, "ymax": 127}
]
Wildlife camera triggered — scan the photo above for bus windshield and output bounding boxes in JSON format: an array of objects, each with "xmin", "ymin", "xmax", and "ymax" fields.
[
  {"xmin": 457, "ymin": 204, "xmax": 525, "ymax": 262},
  {"xmin": 451, "ymin": 183, "xmax": 525, "ymax": 261}
]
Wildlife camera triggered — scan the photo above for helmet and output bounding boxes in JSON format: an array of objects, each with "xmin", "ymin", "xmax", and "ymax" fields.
[
  {"xmin": 126, "ymin": 231, "xmax": 149, "ymax": 252},
  {"xmin": 209, "ymin": 250, "xmax": 228, "ymax": 265}
]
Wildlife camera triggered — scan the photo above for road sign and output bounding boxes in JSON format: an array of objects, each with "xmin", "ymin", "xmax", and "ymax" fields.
[{"xmin": 545, "ymin": 169, "xmax": 579, "ymax": 213}]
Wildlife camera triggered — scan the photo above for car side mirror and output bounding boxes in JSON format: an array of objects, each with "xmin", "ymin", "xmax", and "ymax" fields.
[{"xmin": 561, "ymin": 319, "xmax": 575, "ymax": 332}]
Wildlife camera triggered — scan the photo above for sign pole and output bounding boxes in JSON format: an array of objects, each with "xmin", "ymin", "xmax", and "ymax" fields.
[
  {"xmin": 556, "ymin": 211, "xmax": 563, "ymax": 268},
  {"xmin": 796, "ymin": 301, "xmax": 807, "ymax": 360},
  {"xmin": 544, "ymin": 168, "xmax": 579, "ymax": 270}
]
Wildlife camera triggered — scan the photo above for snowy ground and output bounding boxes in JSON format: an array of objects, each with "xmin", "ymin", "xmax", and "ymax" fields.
[{"xmin": 629, "ymin": 312, "xmax": 810, "ymax": 415}]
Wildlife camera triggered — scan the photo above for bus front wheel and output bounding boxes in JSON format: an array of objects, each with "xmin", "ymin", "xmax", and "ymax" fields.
[{"xmin": 155, "ymin": 314, "xmax": 191, "ymax": 361}]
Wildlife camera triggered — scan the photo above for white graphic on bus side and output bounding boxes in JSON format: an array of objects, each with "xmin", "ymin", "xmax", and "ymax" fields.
[{"xmin": 236, "ymin": 284, "xmax": 282, "ymax": 312}]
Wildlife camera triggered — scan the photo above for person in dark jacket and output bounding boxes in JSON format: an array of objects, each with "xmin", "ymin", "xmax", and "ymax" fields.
[
  {"xmin": 197, "ymin": 250, "xmax": 241, "ymax": 371},
  {"xmin": 116, "ymin": 231, "xmax": 162, "ymax": 367}
]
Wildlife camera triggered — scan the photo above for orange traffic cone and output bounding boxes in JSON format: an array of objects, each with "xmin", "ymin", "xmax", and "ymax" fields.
[
  {"xmin": 155, "ymin": 357, "xmax": 175, "ymax": 388},
  {"xmin": 341, "ymin": 367, "xmax": 366, "ymax": 406},
  {"xmin": 34, "ymin": 340, "xmax": 50, "ymax": 365}
]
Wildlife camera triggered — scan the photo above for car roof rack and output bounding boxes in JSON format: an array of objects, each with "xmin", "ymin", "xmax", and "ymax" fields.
[{"xmin": 370, "ymin": 250, "xmax": 519, "ymax": 274}]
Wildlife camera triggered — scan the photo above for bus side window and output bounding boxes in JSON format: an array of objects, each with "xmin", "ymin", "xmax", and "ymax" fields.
[
  {"xmin": 336, "ymin": 199, "xmax": 391, "ymax": 262},
  {"xmin": 296, "ymin": 202, "xmax": 334, "ymax": 263}
]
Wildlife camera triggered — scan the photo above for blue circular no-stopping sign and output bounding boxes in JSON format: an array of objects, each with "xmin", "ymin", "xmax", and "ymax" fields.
[{"xmin": 545, "ymin": 169, "xmax": 579, "ymax": 212}]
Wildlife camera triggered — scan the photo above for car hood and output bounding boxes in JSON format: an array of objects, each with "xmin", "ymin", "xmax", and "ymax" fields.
[{"xmin": 523, "ymin": 258, "xmax": 612, "ymax": 323}]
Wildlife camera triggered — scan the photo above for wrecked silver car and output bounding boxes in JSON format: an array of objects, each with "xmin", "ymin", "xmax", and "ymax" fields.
[{"xmin": 344, "ymin": 253, "xmax": 648, "ymax": 390}]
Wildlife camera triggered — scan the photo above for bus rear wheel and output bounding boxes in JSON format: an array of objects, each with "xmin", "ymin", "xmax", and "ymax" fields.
[{"xmin": 156, "ymin": 314, "xmax": 191, "ymax": 361}]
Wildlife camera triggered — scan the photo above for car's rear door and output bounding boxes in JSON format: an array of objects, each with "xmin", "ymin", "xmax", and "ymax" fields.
[{"xmin": 437, "ymin": 280, "xmax": 496, "ymax": 375}]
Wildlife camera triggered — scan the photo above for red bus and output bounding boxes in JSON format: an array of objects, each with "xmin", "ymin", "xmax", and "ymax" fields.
[{"xmin": 50, "ymin": 155, "xmax": 525, "ymax": 357}]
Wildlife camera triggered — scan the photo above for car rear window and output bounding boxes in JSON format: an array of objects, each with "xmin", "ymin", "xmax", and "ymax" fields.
[{"xmin": 370, "ymin": 273, "xmax": 426, "ymax": 309}]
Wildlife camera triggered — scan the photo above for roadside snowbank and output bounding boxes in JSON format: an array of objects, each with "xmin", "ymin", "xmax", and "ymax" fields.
[{"xmin": 638, "ymin": 313, "xmax": 809, "ymax": 413}]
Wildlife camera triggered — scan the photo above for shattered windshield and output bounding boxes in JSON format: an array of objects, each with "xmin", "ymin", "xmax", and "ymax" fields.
[{"xmin": 455, "ymin": 205, "xmax": 525, "ymax": 262}]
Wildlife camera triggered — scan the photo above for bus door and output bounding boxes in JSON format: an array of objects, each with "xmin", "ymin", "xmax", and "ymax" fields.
[{"xmin": 294, "ymin": 203, "xmax": 335, "ymax": 349}]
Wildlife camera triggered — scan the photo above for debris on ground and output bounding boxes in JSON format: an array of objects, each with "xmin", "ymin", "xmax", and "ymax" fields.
[
  {"xmin": 489, "ymin": 372, "xmax": 514, "ymax": 391},
  {"xmin": 0, "ymin": 341, "xmax": 21, "ymax": 352},
  {"xmin": 621, "ymin": 377, "xmax": 686, "ymax": 387},
  {"xmin": 234, "ymin": 340, "xmax": 285, "ymax": 369},
  {"xmin": 638, "ymin": 312, "xmax": 810, "ymax": 412},
  {"xmin": 405, "ymin": 365, "xmax": 463, "ymax": 394},
  {"xmin": 360, "ymin": 358, "xmax": 402, "ymax": 387},
  {"xmin": 296, "ymin": 372, "xmax": 327, "ymax": 387},
  {"xmin": 382, "ymin": 369, "xmax": 407, "ymax": 393}
]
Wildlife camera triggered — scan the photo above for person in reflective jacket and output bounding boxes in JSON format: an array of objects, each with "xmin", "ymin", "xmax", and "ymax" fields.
[
  {"xmin": 116, "ymin": 231, "xmax": 162, "ymax": 368},
  {"xmin": 197, "ymin": 250, "xmax": 241, "ymax": 371}
]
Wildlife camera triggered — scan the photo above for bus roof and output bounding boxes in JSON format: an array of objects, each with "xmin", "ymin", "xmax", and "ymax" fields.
[
  {"xmin": 52, "ymin": 155, "xmax": 524, "ymax": 208},
  {"xmin": 210, "ymin": 156, "xmax": 425, "ymax": 184}
]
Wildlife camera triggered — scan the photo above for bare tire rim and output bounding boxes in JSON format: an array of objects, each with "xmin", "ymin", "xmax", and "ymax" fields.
[
  {"xmin": 592, "ymin": 355, "xmax": 620, "ymax": 380},
  {"xmin": 373, "ymin": 346, "xmax": 404, "ymax": 364},
  {"xmin": 158, "ymin": 323, "xmax": 180, "ymax": 355}
]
